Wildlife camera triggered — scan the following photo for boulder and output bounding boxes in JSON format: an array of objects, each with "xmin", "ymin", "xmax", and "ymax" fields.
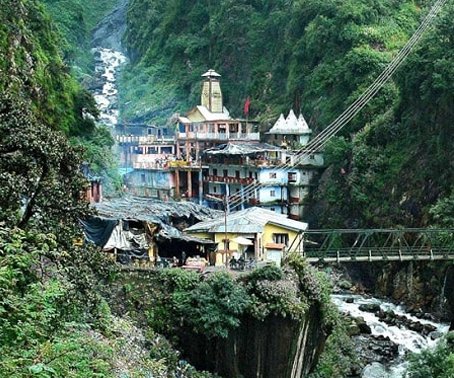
[{"xmin": 359, "ymin": 303, "xmax": 381, "ymax": 313}]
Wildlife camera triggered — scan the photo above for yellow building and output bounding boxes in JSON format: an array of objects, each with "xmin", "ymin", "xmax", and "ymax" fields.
[{"xmin": 185, "ymin": 207, "xmax": 308, "ymax": 267}]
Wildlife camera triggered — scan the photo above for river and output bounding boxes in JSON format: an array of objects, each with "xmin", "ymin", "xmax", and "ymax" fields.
[
  {"xmin": 93, "ymin": 47, "xmax": 127, "ymax": 128},
  {"xmin": 333, "ymin": 294, "xmax": 450, "ymax": 377}
]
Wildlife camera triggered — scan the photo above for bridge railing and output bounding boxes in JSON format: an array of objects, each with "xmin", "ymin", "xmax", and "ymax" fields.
[{"xmin": 298, "ymin": 228, "xmax": 454, "ymax": 263}]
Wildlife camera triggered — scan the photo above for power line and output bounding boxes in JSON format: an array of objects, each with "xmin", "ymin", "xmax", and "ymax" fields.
[{"xmin": 227, "ymin": 0, "xmax": 447, "ymax": 210}]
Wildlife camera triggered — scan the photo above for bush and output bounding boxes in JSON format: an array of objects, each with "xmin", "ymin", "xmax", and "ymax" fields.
[{"xmin": 406, "ymin": 332, "xmax": 454, "ymax": 378}]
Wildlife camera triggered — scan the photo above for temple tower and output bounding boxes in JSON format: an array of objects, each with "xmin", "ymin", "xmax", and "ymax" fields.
[{"xmin": 201, "ymin": 69, "xmax": 223, "ymax": 113}]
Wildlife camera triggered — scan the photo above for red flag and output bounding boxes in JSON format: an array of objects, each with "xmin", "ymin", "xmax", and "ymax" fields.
[{"xmin": 243, "ymin": 97, "xmax": 251, "ymax": 116}]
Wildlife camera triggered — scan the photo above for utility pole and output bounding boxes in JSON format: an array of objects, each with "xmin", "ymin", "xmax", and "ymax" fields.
[{"xmin": 224, "ymin": 193, "xmax": 228, "ymax": 267}]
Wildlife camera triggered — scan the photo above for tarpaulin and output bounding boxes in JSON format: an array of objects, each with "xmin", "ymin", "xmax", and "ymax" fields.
[{"xmin": 80, "ymin": 217, "xmax": 117, "ymax": 247}]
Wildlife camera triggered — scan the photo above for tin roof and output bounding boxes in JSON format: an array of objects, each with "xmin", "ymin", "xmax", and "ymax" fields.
[{"xmin": 185, "ymin": 207, "xmax": 308, "ymax": 234}]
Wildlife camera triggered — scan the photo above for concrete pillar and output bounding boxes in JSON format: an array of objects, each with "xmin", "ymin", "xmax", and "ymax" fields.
[
  {"xmin": 241, "ymin": 185, "xmax": 245, "ymax": 210},
  {"xmin": 198, "ymin": 169, "xmax": 203, "ymax": 205},
  {"xmin": 185, "ymin": 140, "xmax": 190, "ymax": 161},
  {"xmin": 98, "ymin": 181, "xmax": 103, "ymax": 203},
  {"xmin": 187, "ymin": 170, "xmax": 193, "ymax": 199},
  {"xmin": 175, "ymin": 170, "xmax": 180, "ymax": 199}
]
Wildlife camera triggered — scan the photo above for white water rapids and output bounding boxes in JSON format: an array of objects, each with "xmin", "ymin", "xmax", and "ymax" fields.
[
  {"xmin": 93, "ymin": 47, "xmax": 127, "ymax": 127},
  {"xmin": 332, "ymin": 294, "xmax": 450, "ymax": 377}
]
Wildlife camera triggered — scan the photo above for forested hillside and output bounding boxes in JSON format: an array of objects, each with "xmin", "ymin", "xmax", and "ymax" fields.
[
  {"xmin": 309, "ymin": 2, "xmax": 454, "ymax": 229},
  {"xmin": 122, "ymin": 0, "xmax": 453, "ymax": 229},
  {"xmin": 41, "ymin": 0, "xmax": 119, "ymax": 76},
  {"xmin": 122, "ymin": 0, "xmax": 424, "ymax": 126}
]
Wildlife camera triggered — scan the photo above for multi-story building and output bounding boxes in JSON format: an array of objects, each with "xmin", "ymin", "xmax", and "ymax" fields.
[
  {"xmin": 202, "ymin": 142, "xmax": 289, "ymax": 214},
  {"xmin": 115, "ymin": 69, "xmax": 323, "ymax": 220},
  {"xmin": 176, "ymin": 69, "xmax": 259, "ymax": 161}
]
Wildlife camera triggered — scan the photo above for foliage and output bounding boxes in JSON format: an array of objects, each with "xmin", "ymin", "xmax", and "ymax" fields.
[
  {"xmin": 0, "ymin": 94, "xmax": 89, "ymax": 237},
  {"xmin": 406, "ymin": 332, "xmax": 454, "ymax": 378},
  {"xmin": 429, "ymin": 193, "xmax": 454, "ymax": 228},
  {"xmin": 310, "ymin": 2, "xmax": 454, "ymax": 229},
  {"xmin": 181, "ymin": 272, "xmax": 250, "ymax": 339},
  {"xmin": 41, "ymin": 0, "xmax": 119, "ymax": 76},
  {"xmin": 121, "ymin": 0, "xmax": 420, "ymax": 125},
  {"xmin": 244, "ymin": 265, "xmax": 309, "ymax": 321},
  {"xmin": 309, "ymin": 319, "xmax": 359, "ymax": 378}
]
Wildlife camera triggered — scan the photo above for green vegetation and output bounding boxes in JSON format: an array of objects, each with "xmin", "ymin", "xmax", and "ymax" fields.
[
  {"xmin": 309, "ymin": 320, "xmax": 359, "ymax": 378},
  {"xmin": 0, "ymin": 2, "xmax": 212, "ymax": 376},
  {"xmin": 0, "ymin": 0, "xmax": 120, "ymax": 193},
  {"xmin": 118, "ymin": 255, "xmax": 334, "ymax": 343},
  {"xmin": 407, "ymin": 332, "xmax": 454, "ymax": 377},
  {"xmin": 311, "ymin": 2, "xmax": 454, "ymax": 229},
  {"xmin": 121, "ymin": 0, "xmax": 422, "ymax": 125},
  {"xmin": 41, "ymin": 0, "xmax": 119, "ymax": 76}
]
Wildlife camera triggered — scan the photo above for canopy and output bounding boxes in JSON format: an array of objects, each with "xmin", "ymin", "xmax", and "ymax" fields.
[{"xmin": 232, "ymin": 236, "xmax": 254, "ymax": 245}]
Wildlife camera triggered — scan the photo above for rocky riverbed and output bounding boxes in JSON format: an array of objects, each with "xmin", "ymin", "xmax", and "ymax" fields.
[{"xmin": 332, "ymin": 293, "xmax": 450, "ymax": 377}]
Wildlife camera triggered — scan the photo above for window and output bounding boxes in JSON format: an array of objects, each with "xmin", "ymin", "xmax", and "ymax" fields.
[
  {"xmin": 213, "ymin": 186, "xmax": 217, "ymax": 193},
  {"xmin": 309, "ymin": 154, "xmax": 315, "ymax": 160},
  {"xmin": 288, "ymin": 172, "xmax": 297, "ymax": 182},
  {"xmin": 235, "ymin": 171, "xmax": 240, "ymax": 179},
  {"xmin": 223, "ymin": 169, "xmax": 228, "ymax": 177},
  {"xmin": 269, "ymin": 172, "xmax": 277, "ymax": 179},
  {"xmin": 141, "ymin": 173, "xmax": 146, "ymax": 183},
  {"xmin": 254, "ymin": 172, "xmax": 258, "ymax": 179},
  {"xmin": 270, "ymin": 190, "xmax": 276, "ymax": 197},
  {"xmin": 270, "ymin": 207, "xmax": 275, "ymax": 212},
  {"xmin": 213, "ymin": 168, "xmax": 218, "ymax": 176},
  {"xmin": 249, "ymin": 171, "xmax": 253, "ymax": 178},
  {"xmin": 273, "ymin": 233, "xmax": 289, "ymax": 246}
]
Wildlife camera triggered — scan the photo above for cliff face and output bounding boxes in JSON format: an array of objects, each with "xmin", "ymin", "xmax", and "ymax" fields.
[
  {"xmin": 341, "ymin": 262, "xmax": 453, "ymax": 321},
  {"xmin": 178, "ymin": 305, "xmax": 326, "ymax": 378}
]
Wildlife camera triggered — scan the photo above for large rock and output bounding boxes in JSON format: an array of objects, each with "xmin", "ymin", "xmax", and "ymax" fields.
[
  {"xmin": 362, "ymin": 362, "xmax": 389, "ymax": 378},
  {"xmin": 92, "ymin": 0, "xmax": 128, "ymax": 51},
  {"xmin": 359, "ymin": 303, "xmax": 381, "ymax": 313},
  {"xmin": 178, "ymin": 305, "xmax": 327, "ymax": 378}
]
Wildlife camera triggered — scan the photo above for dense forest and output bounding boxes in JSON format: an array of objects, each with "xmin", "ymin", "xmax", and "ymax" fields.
[{"xmin": 121, "ymin": 0, "xmax": 453, "ymax": 230}]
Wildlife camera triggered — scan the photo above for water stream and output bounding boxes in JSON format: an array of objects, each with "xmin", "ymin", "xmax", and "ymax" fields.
[
  {"xmin": 332, "ymin": 294, "xmax": 450, "ymax": 377},
  {"xmin": 92, "ymin": 47, "xmax": 127, "ymax": 128}
]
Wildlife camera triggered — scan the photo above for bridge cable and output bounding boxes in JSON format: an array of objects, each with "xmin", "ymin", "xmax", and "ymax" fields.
[{"xmin": 226, "ymin": 0, "xmax": 447, "ymax": 210}]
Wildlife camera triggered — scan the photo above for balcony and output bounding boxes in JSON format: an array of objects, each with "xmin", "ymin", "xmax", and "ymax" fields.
[
  {"xmin": 204, "ymin": 175, "xmax": 255, "ymax": 185},
  {"xmin": 177, "ymin": 132, "xmax": 260, "ymax": 141}
]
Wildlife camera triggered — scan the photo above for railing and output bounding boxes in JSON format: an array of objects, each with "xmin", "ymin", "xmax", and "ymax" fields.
[
  {"xmin": 204, "ymin": 175, "xmax": 255, "ymax": 185},
  {"xmin": 116, "ymin": 135, "xmax": 175, "ymax": 144},
  {"xmin": 177, "ymin": 132, "xmax": 260, "ymax": 141},
  {"xmin": 292, "ymin": 228, "xmax": 454, "ymax": 263}
]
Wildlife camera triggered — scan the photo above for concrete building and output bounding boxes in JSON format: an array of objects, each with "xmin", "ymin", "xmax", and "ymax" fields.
[
  {"xmin": 176, "ymin": 69, "xmax": 259, "ymax": 162},
  {"xmin": 186, "ymin": 207, "xmax": 308, "ymax": 267}
]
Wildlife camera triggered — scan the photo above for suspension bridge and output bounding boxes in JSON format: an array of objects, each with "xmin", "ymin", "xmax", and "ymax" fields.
[{"xmin": 290, "ymin": 228, "xmax": 454, "ymax": 263}]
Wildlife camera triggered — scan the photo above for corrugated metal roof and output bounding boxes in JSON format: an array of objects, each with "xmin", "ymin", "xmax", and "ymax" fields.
[{"xmin": 186, "ymin": 207, "xmax": 308, "ymax": 234}]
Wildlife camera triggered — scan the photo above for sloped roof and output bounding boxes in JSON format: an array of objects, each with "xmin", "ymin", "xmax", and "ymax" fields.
[
  {"xmin": 90, "ymin": 197, "xmax": 221, "ymax": 244},
  {"xmin": 204, "ymin": 142, "xmax": 284, "ymax": 156},
  {"xmin": 196, "ymin": 105, "xmax": 231, "ymax": 121},
  {"xmin": 186, "ymin": 207, "xmax": 308, "ymax": 234},
  {"xmin": 268, "ymin": 110, "xmax": 312, "ymax": 135}
]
